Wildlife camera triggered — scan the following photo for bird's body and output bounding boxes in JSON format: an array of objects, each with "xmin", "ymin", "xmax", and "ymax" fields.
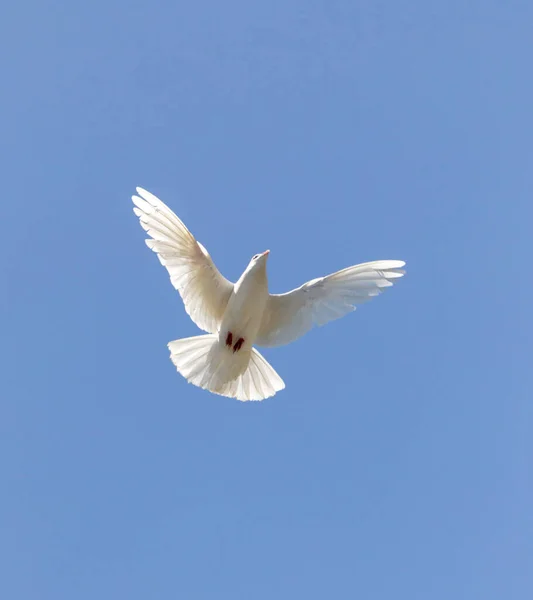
[
  {"xmin": 132, "ymin": 187, "xmax": 405, "ymax": 401},
  {"xmin": 220, "ymin": 255, "xmax": 269, "ymax": 354}
]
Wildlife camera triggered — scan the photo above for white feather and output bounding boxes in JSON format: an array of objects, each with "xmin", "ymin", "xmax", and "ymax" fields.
[
  {"xmin": 168, "ymin": 335, "xmax": 285, "ymax": 401},
  {"xmin": 256, "ymin": 261, "xmax": 406, "ymax": 347},
  {"xmin": 132, "ymin": 187, "xmax": 233, "ymax": 334}
]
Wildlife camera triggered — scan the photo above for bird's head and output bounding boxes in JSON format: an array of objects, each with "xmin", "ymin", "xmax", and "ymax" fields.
[{"xmin": 246, "ymin": 249, "xmax": 270, "ymax": 272}]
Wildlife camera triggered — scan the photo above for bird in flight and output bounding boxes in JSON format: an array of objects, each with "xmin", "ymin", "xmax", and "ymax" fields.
[{"xmin": 132, "ymin": 187, "xmax": 405, "ymax": 402}]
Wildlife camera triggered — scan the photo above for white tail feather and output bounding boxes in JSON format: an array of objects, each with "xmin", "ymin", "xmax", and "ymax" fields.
[{"xmin": 168, "ymin": 334, "xmax": 285, "ymax": 401}]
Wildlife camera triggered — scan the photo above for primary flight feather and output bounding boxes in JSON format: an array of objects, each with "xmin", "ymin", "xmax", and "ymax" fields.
[{"xmin": 132, "ymin": 187, "xmax": 405, "ymax": 401}]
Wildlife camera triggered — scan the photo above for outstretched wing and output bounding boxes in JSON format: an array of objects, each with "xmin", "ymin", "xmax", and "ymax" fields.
[
  {"xmin": 132, "ymin": 187, "xmax": 233, "ymax": 334},
  {"xmin": 256, "ymin": 260, "xmax": 405, "ymax": 347}
]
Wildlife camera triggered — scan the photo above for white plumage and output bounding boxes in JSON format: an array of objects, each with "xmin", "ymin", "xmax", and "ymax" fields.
[{"xmin": 132, "ymin": 187, "xmax": 405, "ymax": 401}]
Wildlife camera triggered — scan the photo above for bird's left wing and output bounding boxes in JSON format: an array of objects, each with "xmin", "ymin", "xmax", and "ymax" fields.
[
  {"xmin": 256, "ymin": 260, "xmax": 405, "ymax": 347},
  {"xmin": 132, "ymin": 187, "xmax": 233, "ymax": 334}
]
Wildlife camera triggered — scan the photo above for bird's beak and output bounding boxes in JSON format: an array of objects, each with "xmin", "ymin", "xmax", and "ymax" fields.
[{"xmin": 262, "ymin": 250, "xmax": 270, "ymax": 257}]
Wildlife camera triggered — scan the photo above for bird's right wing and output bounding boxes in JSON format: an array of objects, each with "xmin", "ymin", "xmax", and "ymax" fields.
[
  {"xmin": 256, "ymin": 260, "xmax": 405, "ymax": 347},
  {"xmin": 132, "ymin": 187, "xmax": 234, "ymax": 334}
]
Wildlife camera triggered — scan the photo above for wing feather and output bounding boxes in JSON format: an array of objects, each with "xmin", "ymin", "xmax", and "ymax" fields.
[
  {"xmin": 132, "ymin": 187, "xmax": 233, "ymax": 334},
  {"xmin": 256, "ymin": 260, "xmax": 405, "ymax": 347}
]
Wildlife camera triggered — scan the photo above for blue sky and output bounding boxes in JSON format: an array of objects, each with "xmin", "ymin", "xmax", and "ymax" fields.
[{"xmin": 2, "ymin": 1, "xmax": 532, "ymax": 598}]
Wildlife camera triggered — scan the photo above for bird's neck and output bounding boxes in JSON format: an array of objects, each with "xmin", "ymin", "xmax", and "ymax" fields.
[{"xmin": 236, "ymin": 265, "xmax": 268, "ymax": 296}]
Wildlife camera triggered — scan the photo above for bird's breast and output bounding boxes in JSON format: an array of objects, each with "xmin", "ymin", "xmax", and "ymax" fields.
[{"xmin": 220, "ymin": 275, "xmax": 268, "ymax": 343}]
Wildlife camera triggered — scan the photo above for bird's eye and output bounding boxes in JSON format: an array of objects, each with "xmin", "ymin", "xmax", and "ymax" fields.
[{"xmin": 252, "ymin": 254, "xmax": 260, "ymax": 260}]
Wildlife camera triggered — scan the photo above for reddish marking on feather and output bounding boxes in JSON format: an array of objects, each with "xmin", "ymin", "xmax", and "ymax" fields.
[
  {"xmin": 225, "ymin": 332, "xmax": 233, "ymax": 347},
  {"xmin": 233, "ymin": 337, "xmax": 245, "ymax": 353}
]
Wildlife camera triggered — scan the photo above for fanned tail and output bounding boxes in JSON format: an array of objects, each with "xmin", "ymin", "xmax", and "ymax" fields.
[{"xmin": 168, "ymin": 334, "xmax": 285, "ymax": 401}]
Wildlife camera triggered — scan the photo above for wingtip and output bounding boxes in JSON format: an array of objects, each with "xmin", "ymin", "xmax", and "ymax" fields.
[
  {"xmin": 391, "ymin": 260, "xmax": 406, "ymax": 269},
  {"xmin": 134, "ymin": 186, "xmax": 167, "ymax": 209}
]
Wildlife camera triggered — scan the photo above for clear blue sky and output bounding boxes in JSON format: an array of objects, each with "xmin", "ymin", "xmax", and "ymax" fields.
[{"xmin": 2, "ymin": 1, "xmax": 531, "ymax": 598}]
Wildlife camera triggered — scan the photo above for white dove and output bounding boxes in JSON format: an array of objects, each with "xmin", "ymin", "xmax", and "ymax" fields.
[{"xmin": 132, "ymin": 187, "xmax": 405, "ymax": 402}]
